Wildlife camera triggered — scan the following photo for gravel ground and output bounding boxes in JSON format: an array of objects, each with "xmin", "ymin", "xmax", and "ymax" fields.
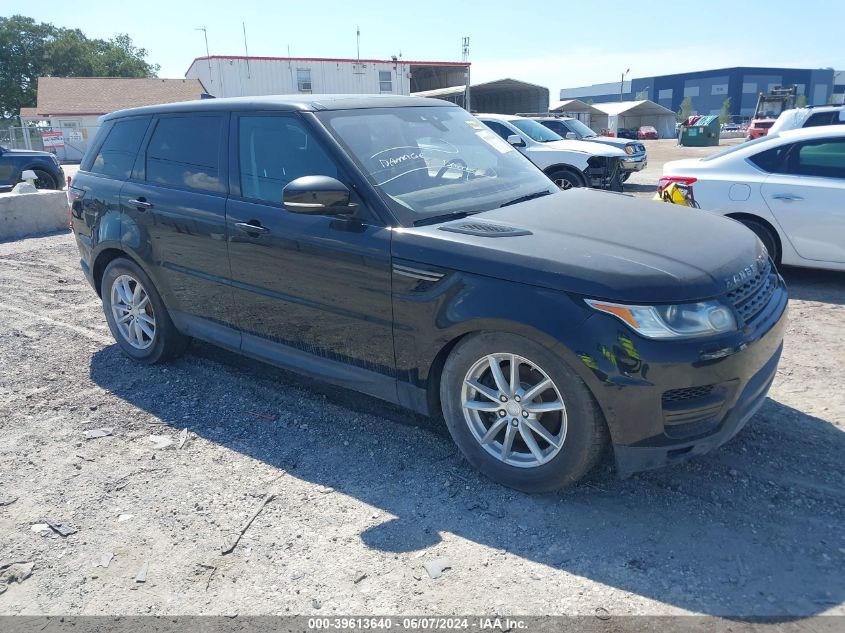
[{"xmin": 2, "ymin": 144, "xmax": 844, "ymax": 619}]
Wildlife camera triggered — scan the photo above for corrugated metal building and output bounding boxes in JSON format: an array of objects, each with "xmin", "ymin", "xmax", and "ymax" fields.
[
  {"xmin": 413, "ymin": 78, "xmax": 549, "ymax": 115},
  {"xmin": 185, "ymin": 55, "xmax": 469, "ymax": 98}
]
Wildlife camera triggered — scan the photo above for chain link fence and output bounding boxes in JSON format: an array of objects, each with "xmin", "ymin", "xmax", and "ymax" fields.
[{"xmin": 0, "ymin": 125, "xmax": 100, "ymax": 162}]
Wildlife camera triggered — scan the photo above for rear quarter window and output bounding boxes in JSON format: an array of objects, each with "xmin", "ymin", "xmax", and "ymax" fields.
[{"xmin": 86, "ymin": 117, "xmax": 151, "ymax": 179}]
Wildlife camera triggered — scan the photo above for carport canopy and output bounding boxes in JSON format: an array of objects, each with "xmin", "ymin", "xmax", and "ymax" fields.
[
  {"xmin": 590, "ymin": 100, "xmax": 677, "ymax": 138},
  {"xmin": 413, "ymin": 78, "xmax": 549, "ymax": 115}
]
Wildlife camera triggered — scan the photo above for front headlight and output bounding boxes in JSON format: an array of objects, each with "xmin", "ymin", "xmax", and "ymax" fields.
[
  {"xmin": 585, "ymin": 299, "xmax": 737, "ymax": 339},
  {"xmin": 624, "ymin": 145, "xmax": 635, "ymax": 155}
]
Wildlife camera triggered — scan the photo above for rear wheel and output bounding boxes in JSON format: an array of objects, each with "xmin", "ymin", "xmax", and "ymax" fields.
[
  {"xmin": 547, "ymin": 168, "xmax": 585, "ymax": 191},
  {"xmin": 101, "ymin": 258, "xmax": 189, "ymax": 364},
  {"xmin": 440, "ymin": 332, "xmax": 607, "ymax": 492},
  {"xmin": 31, "ymin": 168, "xmax": 57, "ymax": 190},
  {"xmin": 737, "ymin": 218, "xmax": 781, "ymax": 265}
]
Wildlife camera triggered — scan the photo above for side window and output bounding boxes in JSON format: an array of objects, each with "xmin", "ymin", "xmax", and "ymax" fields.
[
  {"xmin": 482, "ymin": 120, "xmax": 513, "ymax": 141},
  {"xmin": 748, "ymin": 144, "xmax": 790, "ymax": 173},
  {"xmin": 88, "ymin": 117, "xmax": 150, "ymax": 179},
  {"xmin": 804, "ymin": 112, "xmax": 836, "ymax": 128},
  {"xmin": 238, "ymin": 115, "xmax": 340, "ymax": 204},
  {"xmin": 146, "ymin": 115, "xmax": 225, "ymax": 193},
  {"xmin": 793, "ymin": 140, "xmax": 845, "ymax": 179}
]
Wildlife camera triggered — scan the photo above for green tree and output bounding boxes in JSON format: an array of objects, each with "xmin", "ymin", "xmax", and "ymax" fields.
[
  {"xmin": 677, "ymin": 96, "xmax": 694, "ymax": 122},
  {"xmin": 796, "ymin": 94, "xmax": 808, "ymax": 108},
  {"xmin": 0, "ymin": 15, "xmax": 160, "ymax": 121},
  {"xmin": 718, "ymin": 97, "xmax": 732, "ymax": 125}
]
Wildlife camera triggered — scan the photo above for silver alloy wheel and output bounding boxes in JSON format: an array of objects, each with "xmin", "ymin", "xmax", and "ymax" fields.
[
  {"xmin": 110, "ymin": 274, "xmax": 156, "ymax": 350},
  {"xmin": 554, "ymin": 177, "xmax": 574, "ymax": 190},
  {"xmin": 461, "ymin": 353, "xmax": 567, "ymax": 468}
]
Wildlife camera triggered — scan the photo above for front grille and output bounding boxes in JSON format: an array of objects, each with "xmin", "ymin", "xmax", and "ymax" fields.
[
  {"xmin": 662, "ymin": 384, "xmax": 715, "ymax": 404},
  {"xmin": 726, "ymin": 259, "xmax": 776, "ymax": 324}
]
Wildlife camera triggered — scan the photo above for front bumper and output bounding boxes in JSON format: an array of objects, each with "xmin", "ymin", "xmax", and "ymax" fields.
[
  {"xmin": 572, "ymin": 276, "xmax": 788, "ymax": 477},
  {"xmin": 621, "ymin": 155, "xmax": 647, "ymax": 173}
]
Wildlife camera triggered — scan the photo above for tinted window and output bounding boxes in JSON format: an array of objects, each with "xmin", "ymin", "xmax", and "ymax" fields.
[
  {"xmin": 238, "ymin": 115, "xmax": 339, "ymax": 204},
  {"xmin": 89, "ymin": 117, "xmax": 150, "ymax": 179},
  {"xmin": 804, "ymin": 112, "xmax": 837, "ymax": 128},
  {"xmin": 794, "ymin": 140, "xmax": 845, "ymax": 178},
  {"xmin": 481, "ymin": 120, "xmax": 513, "ymax": 140},
  {"xmin": 748, "ymin": 145, "xmax": 789, "ymax": 172},
  {"xmin": 146, "ymin": 116, "xmax": 225, "ymax": 193},
  {"xmin": 540, "ymin": 120, "xmax": 567, "ymax": 135}
]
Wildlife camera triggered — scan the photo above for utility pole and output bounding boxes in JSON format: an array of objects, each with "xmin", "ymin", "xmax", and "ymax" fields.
[
  {"xmin": 462, "ymin": 36, "xmax": 471, "ymax": 112},
  {"xmin": 196, "ymin": 27, "xmax": 212, "ymax": 89},
  {"xmin": 620, "ymin": 68, "xmax": 630, "ymax": 102},
  {"xmin": 242, "ymin": 22, "xmax": 250, "ymax": 78}
]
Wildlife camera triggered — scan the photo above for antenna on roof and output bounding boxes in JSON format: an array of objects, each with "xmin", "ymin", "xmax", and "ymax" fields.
[
  {"xmin": 195, "ymin": 27, "xmax": 212, "ymax": 86},
  {"xmin": 242, "ymin": 22, "xmax": 250, "ymax": 78},
  {"xmin": 356, "ymin": 26, "xmax": 361, "ymax": 63}
]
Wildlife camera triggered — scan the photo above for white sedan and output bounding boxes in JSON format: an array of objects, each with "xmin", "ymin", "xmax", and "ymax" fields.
[{"xmin": 661, "ymin": 125, "xmax": 845, "ymax": 271}]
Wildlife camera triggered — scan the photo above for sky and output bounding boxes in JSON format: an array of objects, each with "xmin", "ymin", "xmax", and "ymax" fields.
[{"xmin": 13, "ymin": 0, "xmax": 845, "ymax": 93}]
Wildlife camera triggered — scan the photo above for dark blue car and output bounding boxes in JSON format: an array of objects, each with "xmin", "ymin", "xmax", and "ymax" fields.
[{"xmin": 0, "ymin": 145, "xmax": 65, "ymax": 191}]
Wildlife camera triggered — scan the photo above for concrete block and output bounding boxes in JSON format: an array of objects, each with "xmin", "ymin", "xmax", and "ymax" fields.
[{"xmin": 0, "ymin": 190, "xmax": 70, "ymax": 241}]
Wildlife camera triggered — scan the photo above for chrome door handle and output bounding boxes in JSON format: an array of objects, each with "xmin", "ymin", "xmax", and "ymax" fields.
[
  {"xmin": 127, "ymin": 198, "xmax": 153, "ymax": 209},
  {"xmin": 235, "ymin": 222, "xmax": 270, "ymax": 234},
  {"xmin": 771, "ymin": 194, "xmax": 803, "ymax": 202}
]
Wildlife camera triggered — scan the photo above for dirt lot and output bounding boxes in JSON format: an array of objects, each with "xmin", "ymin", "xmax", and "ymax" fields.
[{"xmin": 2, "ymin": 142, "xmax": 844, "ymax": 619}]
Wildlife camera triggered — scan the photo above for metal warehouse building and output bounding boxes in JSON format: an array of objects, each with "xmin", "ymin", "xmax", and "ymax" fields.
[
  {"xmin": 560, "ymin": 67, "xmax": 837, "ymax": 118},
  {"xmin": 186, "ymin": 55, "xmax": 470, "ymax": 98}
]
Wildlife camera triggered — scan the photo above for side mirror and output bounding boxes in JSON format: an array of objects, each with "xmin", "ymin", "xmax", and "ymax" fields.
[
  {"xmin": 506, "ymin": 134, "xmax": 526, "ymax": 148},
  {"xmin": 564, "ymin": 132, "xmax": 577, "ymax": 140},
  {"xmin": 282, "ymin": 176, "xmax": 357, "ymax": 215}
]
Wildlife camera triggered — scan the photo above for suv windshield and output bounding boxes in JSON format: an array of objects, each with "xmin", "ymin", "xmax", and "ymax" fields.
[
  {"xmin": 508, "ymin": 119, "xmax": 563, "ymax": 143},
  {"xmin": 318, "ymin": 106, "xmax": 556, "ymax": 225},
  {"xmin": 563, "ymin": 119, "xmax": 597, "ymax": 138}
]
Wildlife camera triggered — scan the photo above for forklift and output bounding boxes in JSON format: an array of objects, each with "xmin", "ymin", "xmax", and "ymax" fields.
[{"xmin": 746, "ymin": 85, "xmax": 797, "ymax": 141}]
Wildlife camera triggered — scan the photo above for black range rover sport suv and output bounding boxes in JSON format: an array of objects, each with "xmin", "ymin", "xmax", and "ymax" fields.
[{"xmin": 70, "ymin": 95, "xmax": 788, "ymax": 492}]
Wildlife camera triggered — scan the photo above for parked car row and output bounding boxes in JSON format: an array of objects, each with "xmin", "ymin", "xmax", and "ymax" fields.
[
  {"xmin": 476, "ymin": 114, "xmax": 626, "ymax": 191},
  {"xmin": 529, "ymin": 116, "xmax": 647, "ymax": 182},
  {"xmin": 69, "ymin": 94, "xmax": 789, "ymax": 492}
]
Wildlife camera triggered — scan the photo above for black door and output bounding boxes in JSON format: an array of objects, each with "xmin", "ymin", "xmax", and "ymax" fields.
[
  {"xmin": 71, "ymin": 116, "xmax": 152, "ymax": 266},
  {"xmin": 225, "ymin": 112, "xmax": 395, "ymax": 398},
  {"xmin": 121, "ymin": 112, "xmax": 238, "ymax": 343}
]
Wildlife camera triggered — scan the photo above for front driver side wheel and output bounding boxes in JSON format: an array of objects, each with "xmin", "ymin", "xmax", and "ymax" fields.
[
  {"xmin": 440, "ymin": 332, "xmax": 608, "ymax": 492},
  {"xmin": 101, "ymin": 258, "xmax": 189, "ymax": 364}
]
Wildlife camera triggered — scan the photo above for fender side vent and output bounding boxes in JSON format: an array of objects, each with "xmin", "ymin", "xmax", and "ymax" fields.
[{"xmin": 439, "ymin": 222, "xmax": 532, "ymax": 238}]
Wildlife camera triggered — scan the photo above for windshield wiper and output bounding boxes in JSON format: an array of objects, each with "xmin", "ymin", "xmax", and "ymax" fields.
[
  {"xmin": 413, "ymin": 210, "xmax": 480, "ymax": 226},
  {"xmin": 499, "ymin": 190, "xmax": 553, "ymax": 208}
]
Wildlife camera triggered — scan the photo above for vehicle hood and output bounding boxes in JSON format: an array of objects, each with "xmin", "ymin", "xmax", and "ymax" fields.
[
  {"xmin": 542, "ymin": 139, "xmax": 627, "ymax": 158},
  {"xmin": 583, "ymin": 136, "xmax": 633, "ymax": 150},
  {"xmin": 0, "ymin": 148, "xmax": 55, "ymax": 157},
  {"xmin": 393, "ymin": 189, "xmax": 763, "ymax": 303}
]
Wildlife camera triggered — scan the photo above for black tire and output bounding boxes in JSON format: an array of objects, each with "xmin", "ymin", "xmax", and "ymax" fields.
[
  {"xmin": 101, "ymin": 257, "xmax": 189, "ymax": 364},
  {"xmin": 738, "ymin": 218, "xmax": 781, "ymax": 265},
  {"xmin": 440, "ymin": 332, "xmax": 608, "ymax": 493},
  {"xmin": 31, "ymin": 168, "xmax": 57, "ymax": 190},
  {"xmin": 547, "ymin": 168, "xmax": 585, "ymax": 191},
  {"xmin": 621, "ymin": 172, "xmax": 631, "ymax": 182}
]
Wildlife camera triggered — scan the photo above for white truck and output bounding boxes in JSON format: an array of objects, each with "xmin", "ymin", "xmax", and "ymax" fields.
[{"xmin": 476, "ymin": 113, "xmax": 627, "ymax": 191}]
